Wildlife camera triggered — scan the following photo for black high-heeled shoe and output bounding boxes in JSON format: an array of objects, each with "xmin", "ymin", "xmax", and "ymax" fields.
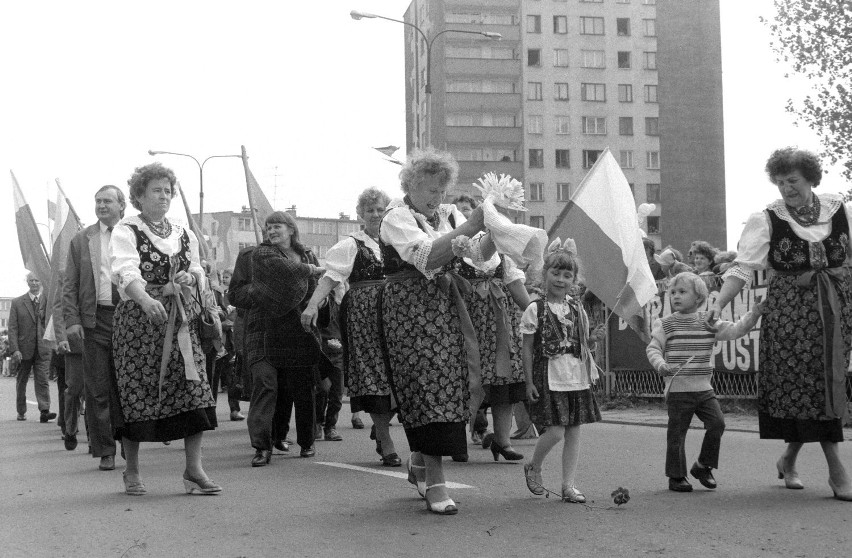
[{"xmin": 490, "ymin": 440, "xmax": 524, "ymax": 461}]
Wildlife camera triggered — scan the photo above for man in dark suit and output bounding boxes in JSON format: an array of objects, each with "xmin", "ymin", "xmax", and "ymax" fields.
[
  {"xmin": 8, "ymin": 273, "xmax": 55, "ymax": 422},
  {"xmin": 63, "ymin": 185, "xmax": 124, "ymax": 471}
]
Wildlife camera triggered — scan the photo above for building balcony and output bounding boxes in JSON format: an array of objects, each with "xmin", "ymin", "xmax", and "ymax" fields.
[
  {"xmin": 440, "ymin": 23, "xmax": 520, "ymax": 43},
  {"xmin": 445, "ymin": 58, "xmax": 521, "ymax": 77},
  {"xmin": 445, "ymin": 126, "xmax": 522, "ymax": 144},
  {"xmin": 445, "ymin": 92, "xmax": 521, "ymax": 111}
]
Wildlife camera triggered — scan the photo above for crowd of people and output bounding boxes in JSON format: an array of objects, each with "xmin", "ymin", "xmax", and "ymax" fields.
[{"xmin": 5, "ymin": 146, "xmax": 851, "ymax": 509}]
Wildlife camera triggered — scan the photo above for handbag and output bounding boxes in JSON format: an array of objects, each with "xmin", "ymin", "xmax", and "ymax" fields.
[{"xmin": 193, "ymin": 285, "xmax": 223, "ymax": 351}]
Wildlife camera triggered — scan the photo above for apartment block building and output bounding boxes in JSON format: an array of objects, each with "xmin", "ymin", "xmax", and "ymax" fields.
[
  {"xmin": 197, "ymin": 208, "xmax": 362, "ymax": 271},
  {"xmin": 403, "ymin": 0, "xmax": 726, "ymax": 251}
]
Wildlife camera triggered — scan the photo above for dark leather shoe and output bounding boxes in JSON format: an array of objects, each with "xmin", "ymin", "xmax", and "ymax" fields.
[
  {"xmin": 17, "ymin": 414, "xmax": 26, "ymax": 421},
  {"xmin": 351, "ymin": 416, "xmax": 364, "ymax": 429},
  {"xmin": 300, "ymin": 446, "xmax": 316, "ymax": 458},
  {"xmin": 64, "ymin": 434, "xmax": 78, "ymax": 451},
  {"xmin": 324, "ymin": 428, "xmax": 343, "ymax": 441},
  {"xmin": 451, "ymin": 453, "xmax": 469, "ymax": 462},
  {"xmin": 273, "ymin": 440, "xmax": 289, "ymax": 452},
  {"xmin": 251, "ymin": 449, "xmax": 272, "ymax": 467},
  {"xmin": 690, "ymin": 462, "xmax": 717, "ymax": 489},
  {"xmin": 381, "ymin": 452, "xmax": 402, "ymax": 467},
  {"xmin": 40, "ymin": 411, "xmax": 57, "ymax": 423},
  {"xmin": 669, "ymin": 477, "xmax": 693, "ymax": 492},
  {"xmin": 99, "ymin": 455, "xmax": 116, "ymax": 471}
]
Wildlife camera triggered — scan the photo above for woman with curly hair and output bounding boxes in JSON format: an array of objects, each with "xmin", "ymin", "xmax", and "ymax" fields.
[
  {"xmin": 380, "ymin": 148, "xmax": 494, "ymax": 514},
  {"xmin": 111, "ymin": 162, "xmax": 220, "ymax": 495},
  {"xmin": 708, "ymin": 147, "xmax": 852, "ymax": 501},
  {"xmin": 689, "ymin": 240, "xmax": 717, "ymax": 277}
]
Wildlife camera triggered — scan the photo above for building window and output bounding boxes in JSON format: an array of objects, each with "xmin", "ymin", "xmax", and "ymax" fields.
[
  {"xmin": 527, "ymin": 14, "xmax": 541, "ymax": 33},
  {"xmin": 529, "ymin": 182, "xmax": 544, "ymax": 201},
  {"xmin": 581, "ymin": 0, "xmax": 604, "ymax": 3},
  {"xmin": 554, "ymin": 49, "xmax": 570, "ymax": 67},
  {"xmin": 580, "ymin": 16, "xmax": 605, "ymax": 35},
  {"xmin": 237, "ymin": 218, "xmax": 252, "ymax": 231},
  {"xmin": 557, "ymin": 183, "xmax": 572, "ymax": 202},
  {"xmin": 644, "ymin": 84, "xmax": 658, "ymax": 103},
  {"xmin": 619, "ymin": 116, "xmax": 634, "ymax": 136},
  {"xmin": 643, "ymin": 18, "xmax": 657, "ymax": 37},
  {"xmin": 645, "ymin": 116, "xmax": 660, "ymax": 136},
  {"xmin": 618, "ymin": 84, "xmax": 634, "ymax": 102},
  {"xmin": 647, "ymin": 150, "xmax": 660, "ymax": 169},
  {"xmin": 529, "ymin": 216, "xmax": 545, "ymax": 229},
  {"xmin": 647, "ymin": 183, "xmax": 661, "ymax": 203},
  {"xmin": 583, "ymin": 150, "xmax": 603, "ymax": 169},
  {"xmin": 643, "ymin": 0, "xmax": 657, "ymax": 5},
  {"xmin": 616, "ymin": 18, "xmax": 631, "ymax": 36},
  {"xmin": 529, "ymin": 149, "xmax": 544, "ymax": 168},
  {"xmin": 446, "ymin": 113, "xmax": 518, "ymax": 127},
  {"xmin": 620, "ymin": 150, "xmax": 635, "ymax": 169},
  {"xmin": 555, "ymin": 116, "xmax": 570, "ymax": 135},
  {"xmin": 528, "ymin": 49, "xmax": 541, "ymax": 67},
  {"xmin": 555, "ymin": 82, "xmax": 570, "ymax": 101},
  {"xmin": 581, "ymin": 50, "xmax": 605, "ymax": 69},
  {"xmin": 555, "ymin": 149, "xmax": 571, "ymax": 168},
  {"xmin": 617, "ymin": 51, "xmax": 631, "ymax": 69},
  {"xmin": 447, "ymin": 80, "xmax": 517, "ymax": 93},
  {"xmin": 553, "ymin": 15, "xmax": 568, "ymax": 34},
  {"xmin": 580, "ymin": 83, "xmax": 606, "ymax": 102},
  {"xmin": 528, "ymin": 82, "xmax": 543, "ymax": 100},
  {"xmin": 647, "ymin": 216, "xmax": 660, "ymax": 234},
  {"xmin": 527, "ymin": 115, "xmax": 543, "ymax": 134},
  {"xmin": 644, "ymin": 51, "xmax": 657, "ymax": 70},
  {"xmin": 582, "ymin": 117, "xmax": 607, "ymax": 135},
  {"xmin": 616, "ymin": 0, "xmax": 631, "ymax": 4}
]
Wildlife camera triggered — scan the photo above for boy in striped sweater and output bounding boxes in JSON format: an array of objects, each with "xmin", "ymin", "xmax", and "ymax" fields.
[{"xmin": 647, "ymin": 272, "xmax": 763, "ymax": 493}]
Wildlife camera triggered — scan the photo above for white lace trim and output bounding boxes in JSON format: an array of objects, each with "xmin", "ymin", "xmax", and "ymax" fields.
[
  {"xmin": 721, "ymin": 263, "xmax": 752, "ymax": 287},
  {"xmin": 766, "ymin": 193, "xmax": 843, "ymax": 225}
]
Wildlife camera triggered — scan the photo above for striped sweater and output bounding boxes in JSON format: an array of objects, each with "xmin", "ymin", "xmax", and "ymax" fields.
[{"xmin": 646, "ymin": 310, "xmax": 760, "ymax": 393}]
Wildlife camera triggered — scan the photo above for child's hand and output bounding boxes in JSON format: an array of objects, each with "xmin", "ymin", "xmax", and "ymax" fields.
[
  {"xmin": 526, "ymin": 383, "xmax": 539, "ymax": 403},
  {"xmin": 588, "ymin": 324, "xmax": 606, "ymax": 345},
  {"xmin": 754, "ymin": 297, "xmax": 766, "ymax": 315},
  {"xmin": 657, "ymin": 363, "xmax": 675, "ymax": 377}
]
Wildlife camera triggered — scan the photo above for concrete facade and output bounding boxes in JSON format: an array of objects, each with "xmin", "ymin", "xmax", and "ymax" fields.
[{"xmin": 404, "ymin": 0, "xmax": 725, "ymax": 252}]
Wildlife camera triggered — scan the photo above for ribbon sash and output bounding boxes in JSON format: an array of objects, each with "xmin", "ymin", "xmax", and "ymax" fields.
[
  {"xmin": 796, "ymin": 267, "xmax": 848, "ymax": 419},
  {"xmin": 156, "ymin": 267, "xmax": 201, "ymax": 408},
  {"xmin": 474, "ymin": 278, "xmax": 513, "ymax": 379}
]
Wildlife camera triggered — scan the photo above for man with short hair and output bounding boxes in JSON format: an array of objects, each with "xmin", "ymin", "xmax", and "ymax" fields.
[
  {"xmin": 63, "ymin": 185, "xmax": 125, "ymax": 471},
  {"xmin": 8, "ymin": 273, "xmax": 55, "ymax": 422}
]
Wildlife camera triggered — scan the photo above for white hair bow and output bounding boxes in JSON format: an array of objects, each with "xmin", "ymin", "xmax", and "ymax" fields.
[{"xmin": 547, "ymin": 237, "xmax": 577, "ymax": 256}]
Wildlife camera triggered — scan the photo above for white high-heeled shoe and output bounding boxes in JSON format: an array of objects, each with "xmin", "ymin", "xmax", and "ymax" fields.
[
  {"xmin": 406, "ymin": 456, "xmax": 426, "ymax": 498},
  {"xmin": 425, "ymin": 483, "xmax": 458, "ymax": 515}
]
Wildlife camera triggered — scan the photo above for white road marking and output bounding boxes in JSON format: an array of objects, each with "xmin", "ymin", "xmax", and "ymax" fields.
[{"xmin": 316, "ymin": 462, "xmax": 473, "ymax": 489}]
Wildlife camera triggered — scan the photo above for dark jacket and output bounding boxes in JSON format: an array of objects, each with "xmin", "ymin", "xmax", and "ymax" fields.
[
  {"xmin": 8, "ymin": 292, "xmax": 51, "ymax": 360},
  {"xmin": 63, "ymin": 224, "xmax": 104, "ymax": 330}
]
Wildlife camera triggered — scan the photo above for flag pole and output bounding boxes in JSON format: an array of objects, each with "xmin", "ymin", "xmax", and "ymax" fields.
[
  {"xmin": 176, "ymin": 181, "xmax": 211, "ymax": 263},
  {"xmin": 241, "ymin": 145, "xmax": 263, "ymax": 246}
]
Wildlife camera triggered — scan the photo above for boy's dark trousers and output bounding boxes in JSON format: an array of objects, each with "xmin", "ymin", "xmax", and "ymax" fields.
[{"xmin": 665, "ymin": 390, "xmax": 725, "ymax": 478}]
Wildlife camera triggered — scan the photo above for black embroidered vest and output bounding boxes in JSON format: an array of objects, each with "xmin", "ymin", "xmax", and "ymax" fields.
[
  {"xmin": 766, "ymin": 204, "xmax": 849, "ymax": 272},
  {"xmin": 380, "ymin": 207, "xmax": 459, "ymax": 275},
  {"xmin": 127, "ymin": 224, "xmax": 191, "ymax": 285},
  {"xmin": 349, "ymin": 237, "xmax": 384, "ymax": 283}
]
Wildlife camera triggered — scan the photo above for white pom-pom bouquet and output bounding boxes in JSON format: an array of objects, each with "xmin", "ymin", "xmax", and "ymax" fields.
[{"xmin": 473, "ymin": 172, "xmax": 528, "ymax": 212}]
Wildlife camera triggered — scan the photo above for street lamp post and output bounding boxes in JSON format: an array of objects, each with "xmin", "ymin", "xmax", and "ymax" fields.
[
  {"xmin": 351, "ymin": 10, "xmax": 501, "ymax": 146},
  {"xmin": 147, "ymin": 150, "xmax": 242, "ymax": 234}
]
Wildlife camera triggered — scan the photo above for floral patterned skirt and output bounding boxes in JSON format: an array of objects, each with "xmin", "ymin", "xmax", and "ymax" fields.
[
  {"xmin": 529, "ymin": 355, "xmax": 601, "ymax": 428},
  {"xmin": 463, "ymin": 278, "xmax": 525, "ymax": 397},
  {"xmin": 758, "ymin": 272, "xmax": 852, "ymax": 441},
  {"xmin": 112, "ymin": 294, "xmax": 216, "ymax": 442},
  {"xmin": 380, "ymin": 276, "xmax": 469, "ymax": 438},
  {"xmin": 341, "ymin": 283, "xmax": 390, "ymax": 400}
]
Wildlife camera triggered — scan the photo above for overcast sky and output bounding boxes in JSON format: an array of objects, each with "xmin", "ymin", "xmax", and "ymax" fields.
[{"xmin": 0, "ymin": 0, "xmax": 844, "ymax": 297}]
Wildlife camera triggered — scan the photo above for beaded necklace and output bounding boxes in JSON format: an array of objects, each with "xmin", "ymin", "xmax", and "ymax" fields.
[
  {"xmin": 140, "ymin": 214, "xmax": 172, "ymax": 239},
  {"xmin": 786, "ymin": 194, "xmax": 821, "ymax": 227}
]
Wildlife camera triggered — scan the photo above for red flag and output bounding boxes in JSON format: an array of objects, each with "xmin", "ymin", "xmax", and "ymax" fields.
[
  {"xmin": 45, "ymin": 179, "xmax": 84, "ymax": 322},
  {"xmin": 11, "ymin": 170, "xmax": 51, "ymax": 286}
]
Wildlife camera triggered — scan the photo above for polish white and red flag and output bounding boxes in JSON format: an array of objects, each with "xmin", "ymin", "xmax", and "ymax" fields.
[{"xmin": 549, "ymin": 148, "xmax": 657, "ymax": 340}]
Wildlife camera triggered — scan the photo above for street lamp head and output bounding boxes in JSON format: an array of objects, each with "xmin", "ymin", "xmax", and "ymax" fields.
[
  {"xmin": 148, "ymin": 149, "xmax": 164, "ymax": 156},
  {"xmin": 350, "ymin": 10, "xmax": 377, "ymax": 20},
  {"xmin": 482, "ymin": 32, "xmax": 502, "ymax": 40}
]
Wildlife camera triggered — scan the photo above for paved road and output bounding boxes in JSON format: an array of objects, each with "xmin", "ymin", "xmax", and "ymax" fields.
[{"xmin": 2, "ymin": 376, "xmax": 851, "ymax": 558}]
